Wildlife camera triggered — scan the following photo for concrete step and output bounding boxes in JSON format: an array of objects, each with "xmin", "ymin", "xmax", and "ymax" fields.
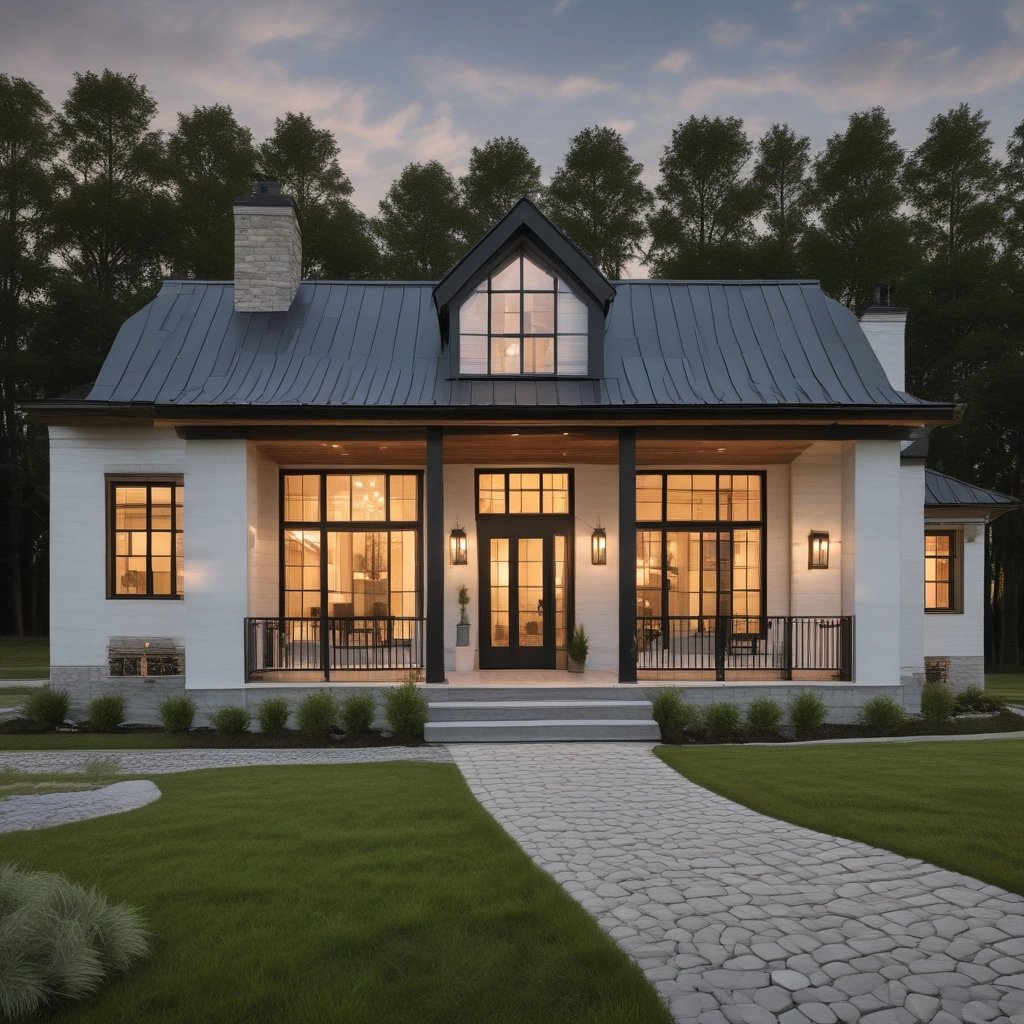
[
  {"xmin": 426, "ymin": 686, "xmax": 649, "ymax": 703},
  {"xmin": 428, "ymin": 699, "xmax": 655, "ymax": 723},
  {"xmin": 425, "ymin": 718, "xmax": 662, "ymax": 743}
]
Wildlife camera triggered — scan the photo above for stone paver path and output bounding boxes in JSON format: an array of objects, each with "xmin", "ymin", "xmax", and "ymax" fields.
[
  {"xmin": 1, "ymin": 780, "xmax": 161, "ymax": 833},
  {"xmin": 451, "ymin": 743, "xmax": 1024, "ymax": 1024}
]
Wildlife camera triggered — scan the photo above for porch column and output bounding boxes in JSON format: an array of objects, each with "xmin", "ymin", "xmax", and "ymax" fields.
[
  {"xmin": 618, "ymin": 428, "xmax": 638, "ymax": 682},
  {"xmin": 425, "ymin": 427, "xmax": 446, "ymax": 684}
]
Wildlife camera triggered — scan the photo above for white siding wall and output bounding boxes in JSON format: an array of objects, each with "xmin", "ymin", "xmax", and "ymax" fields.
[
  {"xmin": 841, "ymin": 441, "xmax": 902, "ymax": 683},
  {"xmin": 182, "ymin": 439, "xmax": 250, "ymax": 689},
  {"xmin": 49, "ymin": 425, "xmax": 186, "ymax": 671},
  {"xmin": 444, "ymin": 464, "xmax": 476, "ymax": 671},
  {"xmin": 247, "ymin": 450, "xmax": 279, "ymax": 617},
  {"xmin": 923, "ymin": 519, "xmax": 986, "ymax": 658},
  {"xmin": 789, "ymin": 443, "xmax": 843, "ymax": 616},
  {"xmin": 765, "ymin": 465, "xmax": 791, "ymax": 616},
  {"xmin": 899, "ymin": 463, "xmax": 925, "ymax": 682},
  {"xmin": 573, "ymin": 464, "xmax": 619, "ymax": 671}
]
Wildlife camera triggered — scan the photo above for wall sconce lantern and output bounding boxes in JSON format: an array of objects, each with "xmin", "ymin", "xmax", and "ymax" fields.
[
  {"xmin": 449, "ymin": 524, "xmax": 468, "ymax": 565},
  {"xmin": 808, "ymin": 531, "xmax": 830, "ymax": 569},
  {"xmin": 591, "ymin": 521, "xmax": 607, "ymax": 565}
]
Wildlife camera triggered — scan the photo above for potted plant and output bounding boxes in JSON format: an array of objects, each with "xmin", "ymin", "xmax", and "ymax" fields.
[
  {"xmin": 456, "ymin": 585, "xmax": 470, "ymax": 647},
  {"xmin": 568, "ymin": 622, "xmax": 589, "ymax": 673}
]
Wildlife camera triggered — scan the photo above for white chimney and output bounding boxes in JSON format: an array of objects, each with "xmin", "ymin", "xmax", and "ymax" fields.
[
  {"xmin": 233, "ymin": 181, "xmax": 302, "ymax": 312},
  {"xmin": 859, "ymin": 284, "xmax": 907, "ymax": 391}
]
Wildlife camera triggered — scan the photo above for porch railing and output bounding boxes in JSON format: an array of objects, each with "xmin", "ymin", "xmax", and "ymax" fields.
[
  {"xmin": 636, "ymin": 615, "xmax": 853, "ymax": 681},
  {"xmin": 245, "ymin": 616, "xmax": 425, "ymax": 679}
]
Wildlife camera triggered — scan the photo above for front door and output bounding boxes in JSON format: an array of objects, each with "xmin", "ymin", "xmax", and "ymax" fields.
[{"xmin": 478, "ymin": 519, "xmax": 571, "ymax": 669}]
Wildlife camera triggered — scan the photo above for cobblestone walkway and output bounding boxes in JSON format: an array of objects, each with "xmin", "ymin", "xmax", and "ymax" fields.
[
  {"xmin": 0, "ymin": 780, "xmax": 161, "ymax": 833},
  {"xmin": 450, "ymin": 743, "xmax": 1024, "ymax": 1024}
]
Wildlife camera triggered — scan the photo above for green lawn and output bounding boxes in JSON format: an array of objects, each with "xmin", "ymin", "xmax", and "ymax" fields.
[
  {"xmin": 987, "ymin": 672, "xmax": 1024, "ymax": 705},
  {"xmin": 0, "ymin": 685, "xmax": 38, "ymax": 705},
  {"xmin": 0, "ymin": 635, "xmax": 49, "ymax": 679},
  {"xmin": 0, "ymin": 763, "xmax": 670, "ymax": 1024},
  {"xmin": 657, "ymin": 739, "xmax": 1024, "ymax": 897}
]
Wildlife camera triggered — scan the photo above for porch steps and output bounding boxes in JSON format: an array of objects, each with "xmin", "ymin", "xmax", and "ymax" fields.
[{"xmin": 424, "ymin": 696, "xmax": 661, "ymax": 743}]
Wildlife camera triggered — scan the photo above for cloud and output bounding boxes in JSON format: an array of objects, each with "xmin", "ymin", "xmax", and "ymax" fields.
[
  {"xmin": 708, "ymin": 19, "xmax": 753, "ymax": 47},
  {"xmin": 654, "ymin": 48, "xmax": 692, "ymax": 73},
  {"xmin": 552, "ymin": 0, "xmax": 578, "ymax": 14},
  {"xmin": 1007, "ymin": 0, "xmax": 1024, "ymax": 35},
  {"xmin": 429, "ymin": 63, "xmax": 618, "ymax": 104}
]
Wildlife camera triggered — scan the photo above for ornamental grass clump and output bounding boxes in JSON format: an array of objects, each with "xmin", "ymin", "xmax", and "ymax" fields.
[
  {"xmin": 858, "ymin": 695, "xmax": 906, "ymax": 735},
  {"xmin": 650, "ymin": 689, "xmax": 701, "ymax": 743},
  {"xmin": 745, "ymin": 697, "xmax": 783, "ymax": 737},
  {"xmin": 210, "ymin": 705, "xmax": 251, "ymax": 734},
  {"xmin": 87, "ymin": 694, "xmax": 126, "ymax": 732},
  {"xmin": 339, "ymin": 693, "xmax": 375, "ymax": 735},
  {"xmin": 384, "ymin": 680, "xmax": 428, "ymax": 740},
  {"xmin": 21, "ymin": 687, "xmax": 71, "ymax": 730},
  {"xmin": 954, "ymin": 686, "xmax": 1003, "ymax": 715},
  {"xmin": 789, "ymin": 691, "xmax": 826, "ymax": 739},
  {"xmin": 920, "ymin": 682, "xmax": 956, "ymax": 724},
  {"xmin": 295, "ymin": 691, "xmax": 336, "ymax": 738},
  {"xmin": 0, "ymin": 863, "xmax": 149, "ymax": 1023},
  {"xmin": 703, "ymin": 702, "xmax": 742, "ymax": 743},
  {"xmin": 157, "ymin": 696, "xmax": 196, "ymax": 734},
  {"xmin": 256, "ymin": 697, "xmax": 290, "ymax": 733}
]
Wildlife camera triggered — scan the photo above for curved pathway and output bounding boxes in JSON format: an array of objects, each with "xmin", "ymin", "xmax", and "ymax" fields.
[
  {"xmin": 0, "ymin": 780, "xmax": 161, "ymax": 833},
  {"xmin": 450, "ymin": 743, "xmax": 1024, "ymax": 1024}
]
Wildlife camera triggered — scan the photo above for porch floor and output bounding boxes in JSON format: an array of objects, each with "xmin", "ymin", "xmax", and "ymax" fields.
[{"xmin": 440, "ymin": 670, "xmax": 848, "ymax": 688}]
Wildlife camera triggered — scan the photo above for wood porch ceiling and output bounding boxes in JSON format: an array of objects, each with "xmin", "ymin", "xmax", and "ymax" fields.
[{"xmin": 255, "ymin": 436, "xmax": 812, "ymax": 466}]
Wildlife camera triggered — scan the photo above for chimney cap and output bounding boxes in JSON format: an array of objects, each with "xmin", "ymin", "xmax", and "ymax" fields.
[{"xmin": 233, "ymin": 180, "xmax": 295, "ymax": 209}]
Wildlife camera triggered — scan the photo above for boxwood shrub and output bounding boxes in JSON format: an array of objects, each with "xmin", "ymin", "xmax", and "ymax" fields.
[
  {"xmin": 789, "ymin": 691, "xmax": 826, "ymax": 739},
  {"xmin": 384, "ymin": 681, "xmax": 428, "ymax": 739},
  {"xmin": 256, "ymin": 697, "xmax": 290, "ymax": 733},
  {"xmin": 295, "ymin": 691, "xmax": 336, "ymax": 737},
  {"xmin": 858, "ymin": 695, "xmax": 906, "ymax": 734},
  {"xmin": 703, "ymin": 702, "xmax": 742, "ymax": 743},
  {"xmin": 158, "ymin": 695, "xmax": 196, "ymax": 734},
  {"xmin": 87, "ymin": 694, "xmax": 126, "ymax": 732},
  {"xmin": 650, "ymin": 690, "xmax": 701, "ymax": 743},
  {"xmin": 339, "ymin": 693, "xmax": 375, "ymax": 735},
  {"xmin": 745, "ymin": 697, "xmax": 783, "ymax": 737},
  {"xmin": 22, "ymin": 686, "xmax": 71, "ymax": 730},
  {"xmin": 210, "ymin": 705, "xmax": 251, "ymax": 734},
  {"xmin": 920, "ymin": 682, "xmax": 956, "ymax": 724}
]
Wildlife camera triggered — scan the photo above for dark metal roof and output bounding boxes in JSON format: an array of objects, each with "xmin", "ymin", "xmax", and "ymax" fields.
[
  {"xmin": 75, "ymin": 277, "xmax": 952, "ymax": 415},
  {"xmin": 925, "ymin": 469, "xmax": 1018, "ymax": 509}
]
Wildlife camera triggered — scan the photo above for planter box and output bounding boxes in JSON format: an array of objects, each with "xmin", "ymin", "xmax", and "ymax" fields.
[{"xmin": 456, "ymin": 623, "xmax": 470, "ymax": 647}]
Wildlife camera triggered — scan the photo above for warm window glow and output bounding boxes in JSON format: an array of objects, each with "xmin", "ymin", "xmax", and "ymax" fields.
[
  {"xmin": 110, "ymin": 480, "xmax": 183, "ymax": 597},
  {"xmin": 459, "ymin": 253, "xmax": 588, "ymax": 376},
  {"xmin": 925, "ymin": 530, "xmax": 958, "ymax": 612},
  {"xmin": 477, "ymin": 471, "xmax": 571, "ymax": 516}
]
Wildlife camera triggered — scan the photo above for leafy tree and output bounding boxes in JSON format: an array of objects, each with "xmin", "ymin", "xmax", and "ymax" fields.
[
  {"xmin": 372, "ymin": 161, "xmax": 466, "ymax": 278},
  {"xmin": 648, "ymin": 115, "xmax": 758, "ymax": 277},
  {"xmin": 0, "ymin": 75, "xmax": 57, "ymax": 636},
  {"xmin": 166, "ymin": 104, "xmax": 258, "ymax": 279},
  {"xmin": 258, "ymin": 111, "xmax": 376, "ymax": 278},
  {"xmin": 544, "ymin": 126, "xmax": 651, "ymax": 279},
  {"xmin": 460, "ymin": 136, "xmax": 543, "ymax": 241},
  {"xmin": 1002, "ymin": 118, "xmax": 1024, "ymax": 267},
  {"xmin": 749, "ymin": 123, "xmax": 811, "ymax": 276},
  {"xmin": 801, "ymin": 107, "xmax": 910, "ymax": 311}
]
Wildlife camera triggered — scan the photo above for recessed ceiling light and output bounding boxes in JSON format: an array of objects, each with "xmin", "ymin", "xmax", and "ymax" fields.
[
  {"xmin": 331, "ymin": 444, "xmax": 339, "ymax": 448},
  {"xmin": 511, "ymin": 432, "xmax": 520, "ymax": 437},
  {"xmin": 716, "ymin": 447, "xmax": 726, "ymax": 452}
]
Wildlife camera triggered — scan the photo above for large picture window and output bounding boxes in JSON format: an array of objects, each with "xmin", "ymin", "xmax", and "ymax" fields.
[
  {"xmin": 281, "ymin": 472, "xmax": 421, "ymax": 624},
  {"xmin": 636, "ymin": 473, "xmax": 764, "ymax": 632},
  {"xmin": 458, "ymin": 252, "xmax": 588, "ymax": 376},
  {"xmin": 925, "ymin": 529, "xmax": 960, "ymax": 613},
  {"xmin": 109, "ymin": 479, "xmax": 184, "ymax": 598}
]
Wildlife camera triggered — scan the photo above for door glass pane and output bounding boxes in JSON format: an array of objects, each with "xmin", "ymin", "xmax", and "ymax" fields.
[
  {"xmin": 326, "ymin": 475, "xmax": 352, "ymax": 521},
  {"xmin": 554, "ymin": 535, "xmax": 566, "ymax": 649},
  {"xmin": 284, "ymin": 530, "xmax": 321, "ymax": 619},
  {"xmin": 490, "ymin": 538, "xmax": 509, "ymax": 647},
  {"xmin": 284, "ymin": 475, "xmax": 319, "ymax": 522},
  {"xmin": 518, "ymin": 538, "xmax": 544, "ymax": 647},
  {"xmin": 637, "ymin": 531, "xmax": 662, "ymax": 620}
]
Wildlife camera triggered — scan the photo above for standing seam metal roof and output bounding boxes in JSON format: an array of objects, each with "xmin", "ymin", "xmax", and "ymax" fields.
[
  {"xmin": 925, "ymin": 469, "xmax": 1018, "ymax": 509},
  {"xmin": 84, "ymin": 278, "xmax": 949, "ymax": 411}
]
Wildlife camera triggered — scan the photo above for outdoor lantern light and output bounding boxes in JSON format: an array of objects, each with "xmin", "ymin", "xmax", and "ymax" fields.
[
  {"xmin": 808, "ymin": 531, "xmax": 830, "ymax": 569},
  {"xmin": 591, "ymin": 521, "xmax": 607, "ymax": 565},
  {"xmin": 449, "ymin": 524, "xmax": 468, "ymax": 565}
]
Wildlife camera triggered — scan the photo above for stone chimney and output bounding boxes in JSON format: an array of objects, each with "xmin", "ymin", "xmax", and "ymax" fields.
[
  {"xmin": 233, "ymin": 181, "xmax": 302, "ymax": 312},
  {"xmin": 859, "ymin": 284, "xmax": 907, "ymax": 391}
]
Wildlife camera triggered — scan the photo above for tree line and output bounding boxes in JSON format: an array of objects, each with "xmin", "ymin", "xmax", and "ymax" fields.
[{"xmin": 1, "ymin": 69, "xmax": 1022, "ymax": 667}]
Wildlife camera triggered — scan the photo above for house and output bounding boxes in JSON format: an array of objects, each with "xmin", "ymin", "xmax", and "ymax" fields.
[{"xmin": 31, "ymin": 186, "xmax": 1017, "ymax": 735}]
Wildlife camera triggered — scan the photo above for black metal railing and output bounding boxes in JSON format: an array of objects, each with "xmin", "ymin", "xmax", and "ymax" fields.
[
  {"xmin": 245, "ymin": 616, "xmax": 425, "ymax": 679},
  {"xmin": 635, "ymin": 615, "xmax": 853, "ymax": 681}
]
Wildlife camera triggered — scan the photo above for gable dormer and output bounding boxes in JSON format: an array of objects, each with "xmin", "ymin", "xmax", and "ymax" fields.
[{"xmin": 433, "ymin": 199, "xmax": 616, "ymax": 379}]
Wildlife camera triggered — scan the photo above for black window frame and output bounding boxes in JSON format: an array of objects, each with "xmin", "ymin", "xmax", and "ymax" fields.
[
  {"xmin": 474, "ymin": 469, "xmax": 575, "ymax": 518},
  {"xmin": 107, "ymin": 476, "xmax": 184, "ymax": 600},
  {"xmin": 924, "ymin": 527, "xmax": 962, "ymax": 614}
]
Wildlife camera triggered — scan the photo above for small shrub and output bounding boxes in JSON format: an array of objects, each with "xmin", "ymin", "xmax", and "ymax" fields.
[
  {"xmin": 339, "ymin": 693, "xmax": 376, "ymax": 735},
  {"xmin": 295, "ymin": 691, "xmax": 336, "ymax": 737},
  {"xmin": 703, "ymin": 702, "xmax": 742, "ymax": 742},
  {"xmin": 21, "ymin": 686, "xmax": 71, "ymax": 730},
  {"xmin": 210, "ymin": 705, "xmax": 251, "ymax": 734},
  {"xmin": 745, "ymin": 697, "xmax": 783, "ymax": 736},
  {"xmin": 87, "ymin": 694, "xmax": 126, "ymax": 732},
  {"xmin": 256, "ymin": 697, "xmax": 290, "ymax": 733},
  {"xmin": 385, "ymin": 680, "xmax": 428, "ymax": 739},
  {"xmin": 568, "ymin": 623, "xmax": 589, "ymax": 665},
  {"xmin": 158, "ymin": 695, "xmax": 196, "ymax": 734},
  {"xmin": 920, "ymin": 682, "xmax": 956, "ymax": 724},
  {"xmin": 790, "ymin": 691, "xmax": 826, "ymax": 739},
  {"xmin": 0, "ymin": 862, "xmax": 149, "ymax": 1023},
  {"xmin": 858, "ymin": 695, "xmax": 906, "ymax": 734},
  {"xmin": 650, "ymin": 690, "xmax": 701, "ymax": 743},
  {"xmin": 954, "ymin": 685, "xmax": 1003, "ymax": 715}
]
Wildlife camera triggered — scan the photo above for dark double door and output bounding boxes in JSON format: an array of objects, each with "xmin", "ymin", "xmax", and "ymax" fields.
[{"xmin": 477, "ymin": 518, "xmax": 571, "ymax": 669}]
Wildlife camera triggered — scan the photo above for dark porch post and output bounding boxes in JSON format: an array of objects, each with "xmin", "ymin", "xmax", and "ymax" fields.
[
  {"xmin": 618, "ymin": 428, "xmax": 637, "ymax": 683},
  {"xmin": 425, "ymin": 427, "xmax": 446, "ymax": 684}
]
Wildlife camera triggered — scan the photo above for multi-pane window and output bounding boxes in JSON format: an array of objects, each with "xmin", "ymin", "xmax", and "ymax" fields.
[
  {"xmin": 109, "ymin": 480, "xmax": 184, "ymax": 598},
  {"xmin": 476, "ymin": 471, "xmax": 572, "ymax": 515},
  {"xmin": 281, "ymin": 473, "xmax": 420, "ymax": 624},
  {"xmin": 925, "ymin": 530, "xmax": 959, "ymax": 612},
  {"xmin": 459, "ymin": 252, "xmax": 589, "ymax": 376}
]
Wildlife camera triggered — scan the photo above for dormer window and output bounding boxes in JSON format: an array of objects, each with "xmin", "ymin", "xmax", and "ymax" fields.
[{"xmin": 458, "ymin": 253, "xmax": 589, "ymax": 376}]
